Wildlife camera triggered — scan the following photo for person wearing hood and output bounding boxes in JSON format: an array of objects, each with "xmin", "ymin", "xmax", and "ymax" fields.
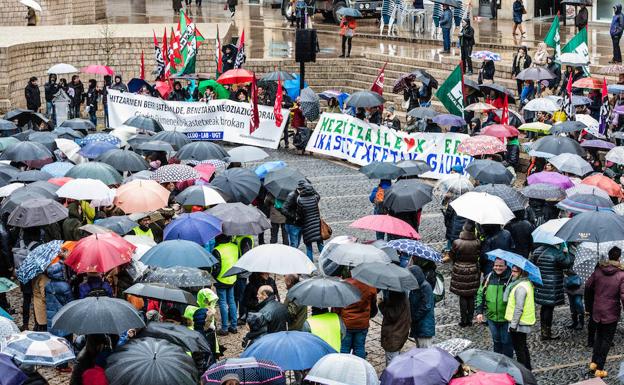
[
  {"xmin": 370, "ymin": 179, "xmax": 391, "ymax": 240},
  {"xmin": 459, "ymin": 18, "xmax": 474, "ymax": 75},
  {"xmin": 408, "ymin": 265, "xmax": 435, "ymax": 348},
  {"xmin": 131, "ymin": 215, "xmax": 154, "ymax": 240},
  {"xmin": 576, "ymin": 4, "xmax": 589, "ymax": 31},
  {"xmin": 546, "ymin": 56, "xmax": 562, "ymax": 91},
  {"xmin": 85, "ymin": 79, "xmax": 99, "ymax": 126},
  {"xmin": 168, "ymin": 81, "xmax": 189, "ymax": 101},
  {"xmin": 45, "ymin": 255, "xmax": 74, "ymax": 337},
  {"xmin": 62, "ymin": 202, "xmax": 83, "ymax": 241},
  {"xmin": 480, "ymin": 224, "xmax": 514, "ymax": 276},
  {"xmin": 504, "ymin": 210, "xmax": 534, "ymax": 258},
  {"xmin": 611, "ymin": 4, "xmax": 624, "ymax": 64},
  {"xmin": 109, "ymin": 75, "xmax": 128, "ymax": 92},
  {"xmin": 222, "ymin": 45, "xmax": 238, "ymax": 72},
  {"xmin": 44, "ymin": 74, "xmax": 59, "ymax": 124},
  {"xmin": 480, "ymin": 59, "xmax": 495, "ymax": 83},
  {"xmin": 281, "ymin": 182, "xmax": 305, "ymax": 248},
  {"xmin": 69, "ymin": 75, "xmax": 84, "ymax": 119},
  {"xmin": 25, "ymin": 76, "xmax": 41, "ymax": 113},
  {"xmin": 296, "ymin": 183, "xmax": 323, "ymax": 260},
  {"xmin": 504, "ymin": 265, "xmax": 536, "ymax": 370},
  {"xmin": 585, "ymin": 246, "xmax": 624, "ymax": 378},
  {"xmin": 449, "ymin": 221, "xmax": 480, "ymax": 327},
  {"xmin": 379, "ymin": 290, "xmax": 411, "ymax": 365}
]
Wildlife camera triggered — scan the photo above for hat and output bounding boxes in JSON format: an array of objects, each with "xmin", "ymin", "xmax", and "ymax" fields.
[
  {"xmin": 451, "ymin": 165, "xmax": 464, "ymax": 174},
  {"xmin": 221, "ymin": 373, "xmax": 241, "ymax": 384}
]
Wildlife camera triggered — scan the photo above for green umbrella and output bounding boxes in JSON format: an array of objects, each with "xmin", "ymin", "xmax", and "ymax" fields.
[
  {"xmin": 198, "ymin": 80, "xmax": 230, "ymax": 100},
  {"xmin": 65, "ymin": 162, "xmax": 123, "ymax": 185},
  {"xmin": 0, "ymin": 137, "xmax": 20, "ymax": 152},
  {"xmin": 0, "ymin": 277, "xmax": 18, "ymax": 293}
]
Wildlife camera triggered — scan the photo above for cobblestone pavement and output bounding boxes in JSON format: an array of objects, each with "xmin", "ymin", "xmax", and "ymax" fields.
[{"xmin": 6, "ymin": 147, "xmax": 624, "ymax": 384}]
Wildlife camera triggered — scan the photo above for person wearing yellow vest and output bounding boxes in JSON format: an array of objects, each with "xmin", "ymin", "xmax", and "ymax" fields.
[
  {"xmin": 504, "ymin": 266, "xmax": 536, "ymax": 370},
  {"xmin": 303, "ymin": 310, "xmax": 346, "ymax": 353},
  {"xmin": 212, "ymin": 235, "xmax": 239, "ymax": 336},
  {"xmin": 131, "ymin": 215, "xmax": 154, "ymax": 240}
]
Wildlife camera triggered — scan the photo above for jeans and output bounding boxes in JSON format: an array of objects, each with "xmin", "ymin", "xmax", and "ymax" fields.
[
  {"xmin": 341, "ymin": 328, "xmax": 368, "ymax": 358},
  {"xmin": 285, "ymin": 224, "xmax": 302, "ymax": 248},
  {"xmin": 510, "ymin": 330, "xmax": 531, "ymax": 370},
  {"xmin": 487, "ymin": 320, "xmax": 513, "ymax": 358},
  {"xmin": 216, "ymin": 287, "xmax": 237, "ymax": 331},
  {"xmin": 592, "ymin": 321, "xmax": 618, "ymax": 370},
  {"xmin": 613, "ymin": 33, "xmax": 622, "ymax": 63},
  {"xmin": 305, "ymin": 241, "xmax": 324, "ymax": 261},
  {"xmin": 442, "ymin": 28, "xmax": 451, "ymax": 51},
  {"xmin": 88, "ymin": 110, "xmax": 97, "ymax": 126},
  {"xmin": 270, "ymin": 223, "xmax": 289, "ymax": 245},
  {"xmin": 341, "ymin": 35, "xmax": 352, "ymax": 56}
]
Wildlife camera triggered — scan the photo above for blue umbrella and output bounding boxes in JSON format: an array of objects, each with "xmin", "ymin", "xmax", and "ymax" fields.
[
  {"xmin": 471, "ymin": 50, "xmax": 501, "ymax": 61},
  {"xmin": 79, "ymin": 141, "xmax": 118, "ymax": 159},
  {"xmin": 255, "ymin": 161, "xmax": 287, "ymax": 179},
  {"xmin": 41, "ymin": 162, "xmax": 74, "ymax": 178},
  {"xmin": 284, "ymin": 76, "xmax": 308, "ymax": 100},
  {"xmin": 0, "ymin": 354, "xmax": 27, "ymax": 385},
  {"xmin": 140, "ymin": 239, "xmax": 218, "ymax": 268},
  {"xmin": 387, "ymin": 239, "xmax": 442, "ymax": 263},
  {"xmin": 16, "ymin": 240, "xmax": 62, "ymax": 284},
  {"xmin": 486, "ymin": 249, "xmax": 542, "ymax": 285},
  {"xmin": 128, "ymin": 78, "xmax": 154, "ymax": 94},
  {"xmin": 94, "ymin": 216, "xmax": 137, "ymax": 235},
  {"xmin": 81, "ymin": 133, "xmax": 121, "ymax": 146},
  {"xmin": 163, "ymin": 212, "xmax": 222, "ymax": 245},
  {"xmin": 240, "ymin": 331, "xmax": 336, "ymax": 370}
]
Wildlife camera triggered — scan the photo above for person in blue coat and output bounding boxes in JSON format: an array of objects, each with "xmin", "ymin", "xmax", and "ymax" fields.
[
  {"xmin": 439, "ymin": 4, "xmax": 453, "ymax": 53},
  {"xmin": 45, "ymin": 261, "xmax": 73, "ymax": 337},
  {"xmin": 611, "ymin": 4, "xmax": 624, "ymax": 63},
  {"xmin": 408, "ymin": 265, "xmax": 435, "ymax": 348},
  {"xmin": 370, "ymin": 180, "xmax": 392, "ymax": 240},
  {"xmin": 512, "ymin": 0, "xmax": 526, "ymax": 38}
]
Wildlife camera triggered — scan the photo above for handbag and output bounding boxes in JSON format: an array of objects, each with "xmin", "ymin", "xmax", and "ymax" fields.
[
  {"xmin": 345, "ymin": 28, "xmax": 355, "ymax": 37},
  {"xmin": 521, "ymin": 5, "xmax": 527, "ymax": 14},
  {"xmin": 320, "ymin": 218, "xmax": 332, "ymax": 240}
]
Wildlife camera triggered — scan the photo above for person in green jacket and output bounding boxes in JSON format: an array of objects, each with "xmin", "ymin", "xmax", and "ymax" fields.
[{"xmin": 475, "ymin": 257, "xmax": 513, "ymax": 358}]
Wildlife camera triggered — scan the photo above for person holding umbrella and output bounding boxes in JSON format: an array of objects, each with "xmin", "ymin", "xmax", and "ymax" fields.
[
  {"xmin": 504, "ymin": 265, "xmax": 536, "ymax": 370},
  {"xmin": 339, "ymin": 15, "xmax": 357, "ymax": 58}
]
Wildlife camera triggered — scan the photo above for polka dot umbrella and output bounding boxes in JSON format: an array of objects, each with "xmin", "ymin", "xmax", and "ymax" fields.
[
  {"xmin": 387, "ymin": 239, "xmax": 442, "ymax": 262},
  {"xmin": 150, "ymin": 164, "xmax": 200, "ymax": 184}
]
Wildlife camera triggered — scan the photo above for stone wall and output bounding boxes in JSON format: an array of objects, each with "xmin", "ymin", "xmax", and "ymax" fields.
[{"xmin": 0, "ymin": 0, "xmax": 106, "ymax": 26}]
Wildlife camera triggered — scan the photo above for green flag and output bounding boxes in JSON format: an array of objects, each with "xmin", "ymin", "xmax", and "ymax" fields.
[
  {"xmin": 562, "ymin": 27, "xmax": 589, "ymax": 75},
  {"xmin": 176, "ymin": 10, "xmax": 204, "ymax": 75},
  {"xmin": 544, "ymin": 14, "xmax": 561, "ymax": 62},
  {"xmin": 435, "ymin": 65, "xmax": 464, "ymax": 117}
]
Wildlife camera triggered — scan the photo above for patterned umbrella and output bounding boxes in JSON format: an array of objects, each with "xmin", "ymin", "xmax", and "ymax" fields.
[
  {"xmin": 458, "ymin": 136, "xmax": 506, "ymax": 156},
  {"xmin": 521, "ymin": 183, "xmax": 566, "ymax": 201},
  {"xmin": 0, "ymin": 277, "xmax": 18, "ymax": 294},
  {"xmin": 41, "ymin": 162, "xmax": 74, "ymax": 178},
  {"xmin": 81, "ymin": 133, "xmax": 121, "ymax": 146},
  {"xmin": 392, "ymin": 73, "xmax": 417, "ymax": 94},
  {"xmin": 474, "ymin": 184, "xmax": 527, "ymax": 212},
  {"xmin": 300, "ymin": 87, "xmax": 321, "ymax": 121},
  {"xmin": 16, "ymin": 240, "xmax": 62, "ymax": 284},
  {"xmin": 481, "ymin": 124, "xmax": 520, "ymax": 138},
  {"xmin": 203, "ymin": 358, "xmax": 286, "ymax": 385},
  {"xmin": 600, "ymin": 64, "xmax": 624, "ymax": 74},
  {"xmin": 573, "ymin": 241, "xmax": 624, "ymax": 282},
  {"xmin": 2, "ymin": 332, "xmax": 75, "ymax": 366},
  {"xmin": 387, "ymin": 239, "xmax": 442, "ymax": 262},
  {"xmin": 140, "ymin": 266, "xmax": 214, "ymax": 288},
  {"xmin": 0, "ymin": 317, "xmax": 19, "ymax": 342},
  {"xmin": 471, "ymin": 50, "xmax": 501, "ymax": 61},
  {"xmin": 434, "ymin": 338, "xmax": 473, "ymax": 356},
  {"xmin": 151, "ymin": 164, "xmax": 200, "ymax": 183}
]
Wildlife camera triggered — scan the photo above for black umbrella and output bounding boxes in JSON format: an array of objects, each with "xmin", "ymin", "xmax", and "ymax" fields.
[
  {"xmin": 515, "ymin": 67, "xmax": 556, "ymax": 81},
  {"xmin": 127, "ymin": 133, "xmax": 156, "ymax": 150},
  {"xmin": 7, "ymin": 198, "xmax": 68, "ymax": 227},
  {"xmin": 345, "ymin": 91, "xmax": 385, "ymax": 108},
  {"xmin": 96, "ymin": 149, "xmax": 149, "ymax": 172},
  {"xmin": 51, "ymin": 296, "xmax": 145, "ymax": 335},
  {"xmin": 458, "ymin": 349, "xmax": 537, "ymax": 385},
  {"xmin": 207, "ymin": 202, "xmax": 271, "ymax": 236},
  {"xmin": 0, "ymin": 190, "xmax": 50, "ymax": 215},
  {"xmin": 383, "ymin": 180, "xmax": 433, "ymax": 213},
  {"xmin": 106, "ymin": 337, "xmax": 198, "ymax": 385},
  {"xmin": 137, "ymin": 140, "xmax": 175, "ymax": 153},
  {"xmin": 210, "ymin": 168, "xmax": 261, "ymax": 205},
  {"xmin": 360, "ymin": 162, "xmax": 403, "ymax": 179},
  {"xmin": 0, "ymin": 119, "xmax": 18, "ymax": 132},
  {"xmin": 10, "ymin": 170, "xmax": 53, "ymax": 184},
  {"xmin": 59, "ymin": 118, "xmax": 96, "ymax": 132},
  {"xmin": 94, "ymin": 215, "xmax": 137, "ymax": 235},
  {"xmin": 3, "ymin": 109, "xmax": 49, "ymax": 128},
  {"xmin": 0, "ymin": 165, "xmax": 20, "ymax": 186},
  {"xmin": 530, "ymin": 135, "xmax": 585, "ymax": 157},
  {"xmin": 300, "ymin": 87, "xmax": 321, "ymax": 121},
  {"xmin": 264, "ymin": 167, "xmax": 306, "ymax": 200},
  {"xmin": 555, "ymin": 210, "xmax": 624, "ymax": 243},
  {"xmin": 407, "ymin": 107, "xmax": 439, "ymax": 120},
  {"xmin": 286, "ymin": 276, "xmax": 362, "ymax": 308},
  {"xmin": 13, "ymin": 181, "xmax": 59, "ymax": 198},
  {"xmin": 11, "ymin": 129, "xmax": 34, "ymax": 141},
  {"xmin": 396, "ymin": 160, "xmax": 432, "ymax": 177},
  {"xmin": 474, "ymin": 184, "xmax": 527, "ymax": 212},
  {"xmin": 137, "ymin": 322, "xmax": 212, "ymax": 353},
  {"xmin": 175, "ymin": 141, "xmax": 229, "ymax": 161},
  {"xmin": 351, "ymin": 262, "xmax": 419, "ymax": 292},
  {"xmin": 152, "ymin": 131, "xmax": 191, "ymax": 150},
  {"xmin": 463, "ymin": 79, "xmax": 483, "ymax": 96},
  {"xmin": 28, "ymin": 132, "xmax": 58, "ymax": 151},
  {"xmin": 479, "ymin": 83, "xmax": 516, "ymax": 103},
  {"xmin": 411, "ymin": 69, "xmax": 439, "ymax": 88},
  {"xmin": 549, "ymin": 121, "xmax": 587, "ymax": 134},
  {"xmin": 140, "ymin": 266, "xmax": 214, "ymax": 288},
  {"xmin": 65, "ymin": 162, "xmax": 123, "ymax": 185},
  {"xmin": 465, "ymin": 160, "xmax": 514, "ymax": 185},
  {"xmin": 125, "ymin": 283, "xmax": 198, "ymax": 305},
  {"xmin": 124, "ymin": 116, "xmax": 164, "ymax": 132},
  {"xmin": 261, "ymin": 70, "xmax": 295, "ymax": 82},
  {"xmin": 0, "ymin": 141, "xmax": 53, "ymax": 162},
  {"xmin": 52, "ymin": 126, "xmax": 84, "ymax": 140}
]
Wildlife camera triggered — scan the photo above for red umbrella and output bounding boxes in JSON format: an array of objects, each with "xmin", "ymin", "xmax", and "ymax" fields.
[
  {"xmin": 155, "ymin": 80, "xmax": 172, "ymax": 99},
  {"xmin": 481, "ymin": 124, "xmax": 519, "ymax": 138},
  {"xmin": 582, "ymin": 174, "xmax": 624, "ymax": 197},
  {"xmin": 81, "ymin": 65, "xmax": 114, "ymax": 76},
  {"xmin": 449, "ymin": 372, "xmax": 515, "ymax": 385},
  {"xmin": 572, "ymin": 77, "xmax": 602, "ymax": 90},
  {"xmin": 194, "ymin": 163, "xmax": 216, "ymax": 182},
  {"xmin": 48, "ymin": 177, "xmax": 73, "ymax": 186},
  {"xmin": 350, "ymin": 215, "xmax": 420, "ymax": 239},
  {"xmin": 65, "ymin": 232, "xmax": 136, "ymax": 273},
  {"xmin": 217, "ymin": 69, "xmax": 255, "ymax": 85}
]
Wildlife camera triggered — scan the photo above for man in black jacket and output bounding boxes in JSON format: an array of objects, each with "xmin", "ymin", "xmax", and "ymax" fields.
[
  {"xmin": 44, "ymin": 74, "xmax": 59, "ymax": 124},
  {"xmin": 256, "ymin": 285, "xmax": 288, "ymax": 333},
  {"xmin": 24, "ymin": 77, "xmax": 41, "ymax": 112},
  {"xmin": 459, "ymin": 18, "xmax": 475, "ymax": 75},
  {"xmin": 504, "ymin": 210, "xmax": 534, "ymax": 258},
  {"xmin": 69, "ymin": 75, "xmax": 84, "ymax": 119},
  {"xmin": 575, "ymin": 4, "xmax": 588, "ymax": 32}
]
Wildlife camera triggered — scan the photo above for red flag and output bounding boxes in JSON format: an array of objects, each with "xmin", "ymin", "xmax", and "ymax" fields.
[
  {"xmin": 162, "ymin": 29, "xmax": 170, "ymax": 79},
  {"xmin": 274, "ymin": 74, "xmax": 283, "ymax": 127},
  {"xmin": 140, "ymin": 50, "xmax": 145, "ymax": 80},
  {"xmin": 171, "ymin": 27, "xmax": 183, "ymax": 64},
  {"xmin": 250, "ymin": 76, "xmax": 260, "ymax": 135},
  {"xmin": 371, "ymin": 61, "xmax": 387, "ymax": 96},
  {"xmin": 501, "ymin": 93, "xmax": 509, "ymax": 125}
]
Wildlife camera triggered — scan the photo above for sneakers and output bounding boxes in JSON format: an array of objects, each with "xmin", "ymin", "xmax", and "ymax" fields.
[
  {"xmin": 589, "ymin": 362, "xmax": 597, "ymax": 372},
  {"xmin": 595, "ymin": 370, "xmax": 608, "ymax": 378}
]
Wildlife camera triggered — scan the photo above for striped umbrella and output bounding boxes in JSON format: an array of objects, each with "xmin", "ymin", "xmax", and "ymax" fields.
[
  {"xmin": 2, "ymin": 332, "xmax": 75, "ymax": 366},
  {"xmin": 457, "ymin": 135, "xmax": 505, "ymax": 156}
]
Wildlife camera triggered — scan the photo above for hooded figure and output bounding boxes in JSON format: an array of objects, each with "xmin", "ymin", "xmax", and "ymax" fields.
[
  {"xmin": 110, "ymin": 75, "xmax": 128, "ymax": 92},
  {"xmin": 222, "ymin": 44, "xmax": 238, "ymax": 73},
  {"xmin": 62, "ymin": 202, "xmax": 83, "ymax": 241},
  {"xmin": 25, "ymin": 76, "xmax": 41, "ymax": 112},
  {"xmin": 45, "ymin": 261, "xmax": 74, "ymax": 336},
  {"xmin": 408, "ymin": 265, "xmax": 435, "ymax": 345},
  {"xmin": 611, "ymin": 4, "xmax": 624, "ymax": 64},
  {"xmin": 168, "ymin": 81, "xmax": 189, "ymax": 101}
]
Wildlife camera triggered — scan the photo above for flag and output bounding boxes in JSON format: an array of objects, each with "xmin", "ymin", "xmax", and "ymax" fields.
[
  {"xmin": 215, "ymin": 25, "xmax": 223, "ymax": 78},
  {"xmin": 162, "ymin": 29, "xmax": 170, "ymax": 79},
  {"xmin": 561, "ymin": 71, "xmax": 575, "ymax": 121},
  {"xmin": 168, "ymin": 29, "xmax": 178, "ymax": 73},
  {"xmin": 152, "ymin": 31, "xmax": 165, "ymax": 79},
  {"xmin": 544, "ymin": 14, "xmax": 561, "ymax": 62},
  {"xmin": 501, "ymin": 94, "xmax": 509, "ymax": 125},
  {"xmin": 235, "ymin": 29, "xmax": 246, "ymax": 69},
  {"xmin": 274, "ymin": 74, "xmax": 283, "ymax": 127},
  {"xmin": 176, "ymin": 10, "xmax": 204, "ymax": 75},
  {"xmin": 435, "ymin": 65, "xmax": 464, "ymax": 117},
  {"xmin": 371, "ymin": 61, "xmax": 387, "ymax": 96},
  {"xmin": 140, "ymin": 50, "xmax": 145, "ymax": 80},
  {"xmin": 562, "ymin": 27, "xmax": 590, "ymax": 74},
  {"xmin": 249, "ymin": 75, "xmax": 260, "ymax": 134},
  {"xmin": 599, "ymin": 77, "xmax": 611, "ymax": 135},
  {"xmin": 171, "ymin": 27, "xmax": 183, "ymax": 64}
]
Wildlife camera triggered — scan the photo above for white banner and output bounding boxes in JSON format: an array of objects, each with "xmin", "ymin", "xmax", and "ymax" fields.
[
  {"xmin": 107, "ymin": 89, "xmax": 287, "ymax": 149},
  {"xmin": 305, "ymin": 113, "xmax": 473, "ymax": 179}
]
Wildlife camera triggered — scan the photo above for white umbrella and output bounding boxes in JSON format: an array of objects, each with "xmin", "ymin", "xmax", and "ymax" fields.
[
  {"xmin": 233, "ymin": 244, "xmax": 316, "ymax": 275},
  {"xmin": 109, "ymin": 125, "xmax": 137, "ymax": 144},
  {"xmin": 19, "ymin": 0, "xmax": 42, "ymax": 11},
  {"xmin": 55, "ymin": 138, "xmax": 86, "ymax": 164},
  {"xmin": 450, "ymin": 192, "xmax": 514, "ymax": 225},
  {"xmin": 560, "ymin": 52, "xmax": 589, "ymax": 66},
  {"xmin": 56, "ymin": 178, "xmax": 112, "ymax": 201},
  {"xmin": 523, "ymin": 98, "xmax": 559, "ymax": 112},
  {"xmin": 325, "ymin": 243, "xmax": 390, "ymax": 267},
  {"xmin": 576, "ymin": 114, "xmax": 599, "ymax": 129},
  {"xmin": 0, "ymin": 183, "xmax": 24, "ymax": 198},
  {"xmin": 306, "ymin": 353, "xmax": 379, "ymax": 385},
  {"xmin": 227, "ymin": 146, "xmax": 269, "ymax": 163},
  {"xmin": 531, "ymin": 218, "xmax": 570, "ymax": 245},
  {"xmin": 606, "ymin": 147, "xmax": 624, "ymax": 165},
  {"xmin": 566, "ymin": 184, "xmax": 611, "ymax": 200},
  {"xmin": 547, "ymin": 153, "xmax": 593, "ymax": 176},
  {"xmin": 47, "ymin": 63, "xmax": 78, "ymax": 75}
]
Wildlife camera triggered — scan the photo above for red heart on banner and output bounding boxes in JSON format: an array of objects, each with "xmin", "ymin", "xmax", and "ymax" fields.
[{"xmin": 404, "ymin": 137, "xmax": 416, "ymax": 151}]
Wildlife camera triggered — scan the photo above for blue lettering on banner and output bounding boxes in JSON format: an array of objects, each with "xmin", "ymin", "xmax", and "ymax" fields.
[
  {"xmin": 426, "ymin": 153, "xmax": 473, "ymax": 175},
  {"xmin": 186, "ymin": 131, "xmax": 224, "ymax": 140}
]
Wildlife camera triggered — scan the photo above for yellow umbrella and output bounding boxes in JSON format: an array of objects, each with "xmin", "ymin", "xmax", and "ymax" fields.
[{"xmin": 518, "ymin": 122, "xmax": 551, "ymax": 134}]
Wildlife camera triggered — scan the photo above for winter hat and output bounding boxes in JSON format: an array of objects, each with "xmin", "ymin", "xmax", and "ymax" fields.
[
  {"xmin": 451, "ymin": 165, "xmax": 464, "ymax": 174},
  {"xmin": 221, "ymin": 373, "xmax": 241, "ymax": 384}
]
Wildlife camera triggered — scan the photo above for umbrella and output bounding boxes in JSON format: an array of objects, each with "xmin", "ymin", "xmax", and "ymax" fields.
[
  {"xmin": 0, "ymin": 141, "xmax": 52, "ymax": 162},
  {"xmin": 300, "ymin": 87, "xmax": 321, "ymax": 121},
  {"xmin": 0, "ymin": 183, "xmax": 23, "ymax": 198},
  {"xmin": 523, "ymin": 97, "xmax": 559, "ymax": 112},
  {"xmin": 28, "ymin": 132, "xmax": 58, "ymax": 151},
  {"xmin": 97, "ymin": 149, "xmax": 149, "ymax": 172},
  {"xmin": 136, "ymin": 321, "xmax": 211, "ymax": 353},
  {"xmin": 9, "ymin": 170, "xmax": 52, "ymax": 184},
  {"xmin": 210, "ymin": 168, "xmax": 261, "ymax": 205},
  {"xmin": 140, "ymin": 266, "xmax": 213, "ymax": 288},
  {"xmin": 352, "ymin": 261, "xmax": 419, "ymax": 291},
  {"xmin": 207, "ymin": 203, "xmax": 270, "ymax": 235},
  {"xmin": 434, "ymin": 338, "xmax": 473, "ymax": 356},
  {"xmin": 114, "ymin": 180, "xmax": 170, "ymax": 213},
  {"xmin": 55, "ymin": 138, "xmax": 85, "ymax": 164},
  {"xmin": 532, "ymin": 218, "xmax": 570, "ymax": 245},
  {"xmin": 433, "ymin": 174, "xmax": 474, "ymax": 202},
  {"xmin": 430, "ymin": 0, "xmax": 462, "ymax": 6},
  {"xmin": 124, "ymin": 116, "xmax": 164, "ymax": 132},
  {"xmin": 450, "ymin": 192, "xmax": 514, "ymax": 225},
  {"xmin": 194, "ymin": 163, "xmax": 217, "ymax": 182},
  {"xmin": 264, "ymin": 167, "xmax": 306, "ymax": 200},
  {"xmin": 479, "ymin": 84, "xmax": 516, "ymax": 102},
  {"xmin": 567, "ymin": 184, "xmax": 611, "ymax": 200},
  {"xmin": 59, "ymin": 118, "xmax": 95, "ymax": 132},
  {"xmin": 458, "ymin": 136, "xmax": 506, "ymax": 156},
  {"xmin": 464, "ymin": 102, "xmax": 496, "ymax": 112},
  {"xmin": 380, "ymin": 347, "xmax": 460, "ymax": 385},
  {"xmin": 217, "ymin": 68, "xmax": 255, "ymax": 85},
  {"xmin": 197, "ymin": 79, "xmax": 233, "ymax": 100},
  {"xmin": 140, "ymin": 239, "xmax": 217, "ymax": 269},
  {"xmin": 79, "ymin": 224, "xmax": 112, "ymax": 235},
  {"xmin": 582, "ymin": 174, "xmax": 623, "ymax": 197},
  {"xmin": 471, "ymin": 50, "xmax": 501, "ymax": 61},
  {"xmin": 518, "ymin": 122, "xmax": 551, "ymax": 134},
  {"xmin": 137, "ymin": 140, "xmax": 175, "ymax": 153},
  {"xmin": 610, "ymin": 85, "xmax": 624, "ymax": 95},
  {"xmin": 465, "ymin": 159, "xmax": 514, "ymax": 185},
  {"xmin": 516, "ymin": 67, "xmax": 555, "ymax": 81},
  {"xmin": 396, "ymin": 160, "xmax": 432, "ymax": 176},
  {"xmin": 556, "ymin": 210, "xmax": 624, "ymax": 243},
  {"xmin": 227, "ymin": 146, "xmax": 269, "ymax": 163},
  {"xmin": 407, "ymin": 107, "xmax": 439, "ymax": 119},
  {"xmin": 360, "ymin": 162, "xmax": 403, "ymax": 179},
  {"xmin": 204, "ymin": 358, "xmax": 286, "ymax": 385},
  {"xmin": 572, "ymin": 77, "xmax": 602, "ymax": 89},
  {"xmin": 240, "ymin": 331, "xmax": 336, "ymax": 370},
  {"xmin": 286, "ymin": 276, "xmax": 361, "ymax": 308},
  {"xmin": 82, "ymin": 133, "xmax": 121, "ymax": 146},
  {"xmin": 175, "ymin": 185, "xmax": 226, "ymax": 207},
  {"xmin": 127, "ymin": 78, "xmax": 154, "ymax": 93},
  {"xmin": 261, "ymin": 71, "xmax": 296, "ymax": 82},
  {"xmin": 163, "ymin": 212, "xmax": 222, "ymax": 245},
  {"xmin": 458, "ymin": 349, "xmax": 537, "ymax": 385},
  {"xmin": 350, "ymin": 214, "xmax": 419, "ymax": 238},
  {"xmin": 474, "ymin": 184, "xmax": 527, "ymax": 212},
  {"xmin": 0, "ymin": 191, "xmax": 51, "ymax": 216},
  {"xmin": 93, "ymin": 215, "xmax": 137, "ymax": 235},
  {"xmin": 392, "ymin": 73, "xmax": 417, "ymax": 94},
  {"xmin": 521, "ymin": 183, "xmax": 566, "ymax": 201},
  {"xmin": 106, "ymin": 337, "xmax": 198, "ymax": 385},
  {"xmin": 151, "ymin": 164, "xmax": 199, "ymax": 183},
  {"xmin": 306, "ymin": 353, "xmax": 377, "ymax": 385},
  {"xmin": 81, "ymin": 64, "xmax": 114, "ymax": 75},
  {"xmin": 47, "ymin": 63, "xmax": 77, "ymax": 74},
  {"xmin": 176, "ymin": 141, "xmax": 229, "ymax": 161},
  {"xmin": 387, "ymin": 239, "xmax": 442, "ymax": 262},
  {"xmin": 8, "ymin": 198, "xmax": 67, "ymax": 228},
  {"xmin": 0, "ymin": 277, "xmax": 18, "ymax": 294},
  {"xmin": 0, "ymin": 354, "xmax": 27, "ymax": 385},
  {"xmin": 2, "ymin": 332, "xmax": 74, "ymax": 366},
  {"xmin": 232, "ymin": 244, "xmax": 315, "ymax": 275},
  {"xmin": 325, "ymin": 243, "xmax": 391, "ymax": 267},
  {"xmin": 55, "ymin": 178, "xmax": 111, "ymax": 201},
  {"xmin": 606, "ymin": 146, "xmax": 624, "ymax": 165},
  {"xmin": 125, "ymin": 283, "xmax": 197, "ymax": 305},
  {"xmin": 0, "ymin": 316, "xmax": 18, "ymax": 341},
  {"xmin": 336, "ymin": 6, "xmax": 363, "ymax": 17},
  {"xmin": 557, "ymin": 193, "xmax": 613, "ymax": 213},
  {"xmin": 547, "ymin": 153, "xmax": 593, "ymax": 176},
  {"xmin": 560, "ymin": 52, "xmax": 589, "ymax": 66},
  {"xmin": 50, "ymin": 296, "xmax": 145, "ymax": 335},
  {"xmin": 450, "ymin": 372, "xmax": 515, "ymax": 385},
  {"xmin": 151, "ymin": 131, "xmax": 191, "ymax": 150},
  {"xmin": 486, "ymin": 249, "xmax": 542, "ymax": 284},
  {"xmin": 383, "ymin": 180, "xmax": 433, "ymax": 212},
  {"xmin": 15, "ymin": 240, "xmax": 62, "ymax": 284},
  {"xmin": 411, "ymin": 69, "xmax": 438, "ymax": 88},
  {"xmin": 345, "ymin": 91, "xmax": 385, "ymax": 108},
  {"xmin": 549, "ymin": 121, "xmax": 587, "ymax": 135},
  {"xmin": 65, "ymin": 232, "xmax": 136, "ymax": 273},
  {"xmin": 0, "ymin": 119, "xmax": 18, "ymax": 133},
  {"xmin": 255, "ymin": 161, "xmax": 287, "ymax": 179},
  {"xmin": 79, "ymin": 141, "xmax": 117, "ymax": 159},
  {"xmin": 481, "ymin": 124, "xmax": 519, "ymax": 138},
  {"xmin": 581, "ymin": 139, "xmax": 615, "ymax": 152},
  {"xmin": 65, "ymin": 162, "xmax": 122, "ymax": 185},
  {"xmin": 3, "ymin": 109, "xmax": 49, "ymax": 128},
  {"xmin": 600, "ymin": 64, "xmax": 624, "ymax": 74},
  {"xmin": 433, "ymin": 114, "xmax": 465, "ymax": 127},
  {"xmin": 40, "ymin": 162, "xmax": 74, "ymax": 178},
  {"xmin": 574, "ymin": 241, "xmax": 624, "ymax": 281},
  {"xmin": 527, "ymin": 171, "xmax": 574, "ymax": 189},
  {"xmin": 463, "ymin": 79, "xmax": 483, "ymax": 95}
]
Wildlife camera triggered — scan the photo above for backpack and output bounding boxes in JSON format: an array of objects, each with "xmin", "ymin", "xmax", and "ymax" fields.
[
  {"xmin": 433, "ymin": 272, "xmax": 445, "ymax": 303},
  {"xmin": 374, "ymin": 186, "xmax": 385, "ymax": 205},
  {"xmin": 87, "ymin": 282, "xmax": 109, "ymax": 298},
  {"xmin": 12, "ymin": 239, "xmax": 39, "ymax": 272}
]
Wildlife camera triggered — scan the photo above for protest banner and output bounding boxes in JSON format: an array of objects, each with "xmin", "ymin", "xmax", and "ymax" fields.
[
  {"xmin": 305, "ymin": 113, "xmax": 473, "ymax": 179},
  {"xmin": 107, "ymin": 89, "xmax": 287, "ymax": 149}
]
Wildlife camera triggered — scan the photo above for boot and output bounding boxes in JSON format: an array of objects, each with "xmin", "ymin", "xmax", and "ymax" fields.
[
  {"xmin": 541, "ymin": 325, "xmax": 560, "ymax": 341},
  {"xmin": 566, "ymin": 313, "xmax": 578, "ymax": 329},
  {"xmin": 575, "ymin": 314, "xmax": 584, "ymax": 331}
]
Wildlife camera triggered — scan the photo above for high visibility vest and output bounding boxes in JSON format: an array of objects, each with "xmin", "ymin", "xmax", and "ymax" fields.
[
  {"xmin": 307, "ymin": 313, "xmax": 341, "ymax": 352},
  {"xmin": 232, "ymin": 235, "xmax": 254, "ymax": 256},
  {"xmin": 505, "ymin": 280, "xmax": 536, "ymax": 326},
  {"xmin": 132, "ymin": 226, "xmax": 154, "ymax": 240},
  {"xmin": 215, "ymin": 242, "xmax": 239, "ymax": 285}
]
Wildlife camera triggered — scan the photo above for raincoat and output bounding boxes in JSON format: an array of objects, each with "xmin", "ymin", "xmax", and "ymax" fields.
[{"xmin": 45, "ymin": 262, "xmax": 73, "ymax": 336}]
